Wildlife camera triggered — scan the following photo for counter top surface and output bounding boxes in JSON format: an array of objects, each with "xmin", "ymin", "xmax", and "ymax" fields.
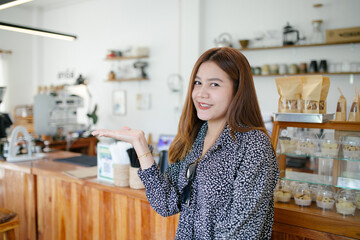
[{"xmin": 0, "ymin": 150, "xmax": 147, "ymax": 199}]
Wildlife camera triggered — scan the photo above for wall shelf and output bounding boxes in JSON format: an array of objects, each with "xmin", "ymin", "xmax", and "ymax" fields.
[
  {"xmin": 239, "ymin": 41, "xmax": 360, "ymax": 51},
  {"xmin": 0, "ymin": 49, "xmax": 12, "ymax": 54},
  {"xmin": 105, "ymin": 55, "xmax": 149, "ymax": 60},
  {"xmin": 253, "ymin": 72, "xmax": 360, "ymax": 77},
  {"xmin": 106, "ymin": 78, "xmax": 148, "ymax": 82}
]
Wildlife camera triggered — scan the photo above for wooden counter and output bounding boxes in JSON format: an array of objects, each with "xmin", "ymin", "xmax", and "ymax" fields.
[{"xmin": 0, "ymin": 152, "xmax": 179, "ymax": 240}]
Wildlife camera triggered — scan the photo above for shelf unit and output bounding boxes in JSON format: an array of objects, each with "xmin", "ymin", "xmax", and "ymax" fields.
[
  {"xmin": 105, "ymin": 55, "xmax": 149, "ymax": 82},
  {"xmin": 271, "ymin": 120, "xmax": 360, "ymax": 239},
  {"xmin": 104, "ymin": 55, "xmax": 149, "ymax": 60},
  {"xmin": 239, "ymin": 41, "xmax": 360, "ymax": 52},
  {"xmin": 106, "ymin": 77, "xmax": 148, "ymax": 82},
  {"xmin": 253, "ymin": 72, "xmax": 360, "ymax": 77}
]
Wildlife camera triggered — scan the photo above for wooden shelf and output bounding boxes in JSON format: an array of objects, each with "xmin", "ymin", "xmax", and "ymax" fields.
[
  {"xmin": 0, "ymin": 49, "xmax": 12, "ymax": 54},
  {"xmin": 105, "ymin": 55, "xmax": 149, "ymax": 60},
  {"xmin": 253, "ymin": 72, "xmax": 360, "ymax": 77},
  {"xmin": 106, "ymin": 77, "xmax": 148, "ymax": 82},
  {"xmin": 274, "ymin": 199, "xmax": 360, "ymax": 239},
  {"xmin": 239, "ymin": 41, "xmax": 360, "ymax": 51}
]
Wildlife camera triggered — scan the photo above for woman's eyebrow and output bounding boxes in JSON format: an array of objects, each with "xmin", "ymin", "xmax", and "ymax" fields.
[
  {"xmin": 207, "ymin": 78, "xmax": 223, "ymax": 82},
  {"xmin": 195, "ymin": 76, "xmax": 223, "ymax": 82}
]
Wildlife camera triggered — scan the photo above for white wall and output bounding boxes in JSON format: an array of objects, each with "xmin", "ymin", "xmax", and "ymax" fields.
[
  {"xmin": 201, "ymin": 0, "xmax": 360, "ymax": 118},
  {"xmin": 0, "ymin": 0, "xmax": 359, "ymax": 140},
  {"xmin": 0, "ymin": 7, "xmax": 37, "ymax": 113}
]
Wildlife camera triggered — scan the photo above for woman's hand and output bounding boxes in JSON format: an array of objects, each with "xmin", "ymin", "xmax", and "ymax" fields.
[
  {"xmin": 92, "ymin": 126, "xmax": 145, "ymax": 146},
  {"xmin": 92, "ymin": 127, "xmax": 154, "ymax": 169}
]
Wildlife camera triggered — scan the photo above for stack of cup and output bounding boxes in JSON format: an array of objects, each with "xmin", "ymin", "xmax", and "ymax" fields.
[
  {"xmin": 129, "ymin": 167, "xmax": 145, "ymax": 189},
  {"xmin": 110, "ymin": 142, "xmax": 133, "ymax": 187}
]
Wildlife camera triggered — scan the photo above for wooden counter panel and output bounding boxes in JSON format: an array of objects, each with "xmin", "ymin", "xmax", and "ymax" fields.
[
  {"xmin": 0, "ymin": 168, "xmax": 36, "ymax": 240},
  {"xmin": 36, "ymin": 174, "xmax": 179, "ymax": 240},
  {"xmin": 37, "ymin": 174, "xmax": 80, "ymax": 240},
  {"xmin": 79, "ymin": 185, "xmax": 179, "ymax": 240}
]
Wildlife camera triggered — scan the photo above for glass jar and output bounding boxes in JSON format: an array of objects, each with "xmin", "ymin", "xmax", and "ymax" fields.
[
  {"xmin": 279, "ymin": 129, "xmax": 299, "ymax": 154},
  {"xmin": 289, "ymin": 181, "xmax": 299, "ymax": 198},
  {"xmin": 342, "ymin": 139, "xmax": 360, "ymax": 159},
  {"xmin": 299, "ymin": 133, "xmax": 318, "ymax": 155},
  {"xmin": 294, "ymin": 183, "xmax": 312, "ymax": 206},
  {"xmin": 335, "ymin": 189, "xmax": 356, "ymax": 216},
  {"xmin": 274, "ymin": 180, "xmax": 292, "ymax": 203},
  {"xmin": 309, "ymin": 20, "xmax": 324, "ymax": 44},
  {"xmin": 316, "ymin": 186, "xmax": 335, "ymax": 210},
  {"xmin": 320, "ymin": 132, "xmax": 340, "ymax": 157}
]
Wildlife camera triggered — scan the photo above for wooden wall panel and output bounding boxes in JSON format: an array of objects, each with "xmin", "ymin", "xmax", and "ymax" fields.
[{"xmin": 0, "ymin": 168, "xmax": 36, "ymax": 240}]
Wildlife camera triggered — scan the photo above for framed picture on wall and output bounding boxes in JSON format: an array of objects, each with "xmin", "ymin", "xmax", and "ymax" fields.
[{"xmin": 113, "ymin": 90, "xmax": 126, "ymax": 115}]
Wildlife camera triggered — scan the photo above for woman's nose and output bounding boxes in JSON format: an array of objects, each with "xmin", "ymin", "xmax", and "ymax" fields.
[{"xmin": 197, "ymin": 85, "xmax": 209, "ymax": 98}]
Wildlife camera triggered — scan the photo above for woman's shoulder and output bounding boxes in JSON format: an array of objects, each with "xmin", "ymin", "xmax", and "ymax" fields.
[{"xmin": 232, "ymin": 128, "xmax": 271, "ymax": 149}]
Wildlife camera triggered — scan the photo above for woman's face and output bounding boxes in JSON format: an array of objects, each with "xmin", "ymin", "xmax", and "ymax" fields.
[{"xmin": 192, "ymin": 61, "xmax": 234, "ymax": 126}]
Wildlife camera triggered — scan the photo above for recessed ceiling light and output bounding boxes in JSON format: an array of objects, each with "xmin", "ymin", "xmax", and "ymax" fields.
[{"xmin": 0, "ymin": 0, "xmax": 33, "ymax": 10}]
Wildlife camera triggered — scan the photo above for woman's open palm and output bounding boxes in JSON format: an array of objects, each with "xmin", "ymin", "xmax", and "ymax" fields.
[{"xmin": 92, "ymin": 127, "xmax": 145, "ymax": 145}]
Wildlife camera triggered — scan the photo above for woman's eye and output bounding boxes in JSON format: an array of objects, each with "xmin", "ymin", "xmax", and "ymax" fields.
[
  {"xmin": 194, "ymin": 80, "xmax": 201, "ymax": 85},
  {"xmin": 210, "ymin": 83, "xmax": 220, "ymax": 87}
]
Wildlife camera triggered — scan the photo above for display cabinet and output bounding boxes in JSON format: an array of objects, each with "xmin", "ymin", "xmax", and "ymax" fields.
[{"xmin": 271, "ymin": 120, "xmax": 360, "ymax": 240}]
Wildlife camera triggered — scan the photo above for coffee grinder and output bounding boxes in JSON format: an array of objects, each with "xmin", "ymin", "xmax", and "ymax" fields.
[{"xmin": 0, "ymin": 87, "xmax": 12, "ymax": 157}]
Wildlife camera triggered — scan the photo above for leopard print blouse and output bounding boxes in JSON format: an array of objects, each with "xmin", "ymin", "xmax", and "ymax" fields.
[{"xmin": 138, "ymin": 122, "xmax": 279, "ymax": 239}]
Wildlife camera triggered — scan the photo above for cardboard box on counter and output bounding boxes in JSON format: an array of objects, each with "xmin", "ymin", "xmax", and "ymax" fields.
[{"xmin": 326, "ymin": 27, "xmax": 360, "ymax": 44}]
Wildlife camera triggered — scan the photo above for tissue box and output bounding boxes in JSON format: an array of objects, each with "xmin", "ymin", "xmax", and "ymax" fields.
[{"xmin": 97, "ymin": 143, "xmax": 114, "ymax": 183}]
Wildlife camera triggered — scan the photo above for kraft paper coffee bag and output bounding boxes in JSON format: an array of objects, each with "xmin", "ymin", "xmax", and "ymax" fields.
[
  {"xmin": 335, "ymin": 88, "xmax": 347, "ymax": 121},
  {"xmin": 319, "ymin": 77, "xmax": 330, "ymax": 114},
  {"xmin": 301, "ymin": 75, "xmax": 323, "ymax": 113},
  {"xmin": 348, "ymin": 86, "xmax": 360, "ymax": 122},
  {"xmin": 276, "ymin": 76, "xmax": 302, "ymax": 113}
]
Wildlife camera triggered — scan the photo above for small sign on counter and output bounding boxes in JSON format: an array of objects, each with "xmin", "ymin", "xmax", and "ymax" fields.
[{"xmin": 97, "ymin": 144, "xmax": 114, "ymax": 183}]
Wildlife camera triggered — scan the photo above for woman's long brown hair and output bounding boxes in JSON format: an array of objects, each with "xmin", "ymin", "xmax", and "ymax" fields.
[{"xmin": 168, "ymin": 47, "xmax": 268, "ymax": 163}]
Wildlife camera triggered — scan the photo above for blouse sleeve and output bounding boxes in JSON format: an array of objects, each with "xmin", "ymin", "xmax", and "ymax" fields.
[
  {"xmin": 137, "ymin": 160, "xmax": 182, "ymax": 217},
  {"xmin": 220, "ymin": 134, "xmax": 279, "ymax": 239}
]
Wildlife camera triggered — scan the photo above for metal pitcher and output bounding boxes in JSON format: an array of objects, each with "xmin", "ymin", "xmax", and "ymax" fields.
[{"xmin": 214, "ymin": 33, "xmax": 233, "ymax": 47}]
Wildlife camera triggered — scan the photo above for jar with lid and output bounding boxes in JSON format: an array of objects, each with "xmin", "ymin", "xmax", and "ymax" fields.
[
  {"xmin": 342, "ymin": 137, "xmax": 360, "ymax": 159},
  {"xmin": 309, "ymin": 20, "xmax": 324, "ymax": 44},
  {"xmin": 320, "ymin": 132, "xmax": 340, "ymax": 157},
  {"xmin": 274, "ymin": 179, "xmax": 292, "ymax": 203},
  {"xmin": 294, "ymin": 183, "xmax": 312, "ymax": 206},
  {"xmin": 299, "ymin": 132, "xmax": 318, "ymax": 155},
  {"xmin": 316, "ymin": 186, "xmax": 335, "ymax": 210},
  {"xmin": 335, "ymin": 189, "xmax": 356, "ymax": 216}
]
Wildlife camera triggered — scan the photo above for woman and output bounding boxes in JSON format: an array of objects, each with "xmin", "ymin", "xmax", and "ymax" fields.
[{"xmin": 92, "ymin": 47, "xmax": 279, "ymax": 239}]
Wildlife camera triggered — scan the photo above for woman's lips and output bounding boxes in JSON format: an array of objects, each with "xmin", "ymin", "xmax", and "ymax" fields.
[{"xmin": 198, "ymin": 102, "xmax": 211, "ymax": 110}]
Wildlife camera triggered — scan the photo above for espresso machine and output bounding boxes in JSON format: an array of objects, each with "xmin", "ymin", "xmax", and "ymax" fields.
[
  {"xmin": 0, "ymin": 87, "xmax": 13, "ymax": 157},
  {"xmin": 34, "ymin": 93, "xmax": 86, "ymax": 137}
]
